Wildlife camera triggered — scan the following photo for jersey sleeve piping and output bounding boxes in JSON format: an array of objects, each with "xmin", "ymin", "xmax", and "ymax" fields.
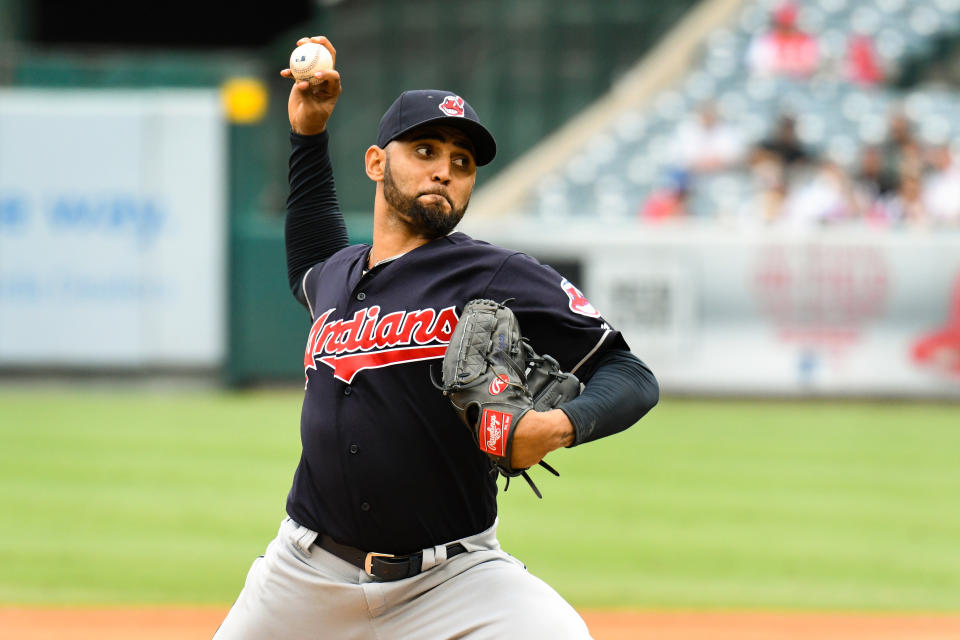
[
  {"xmin": 301, "ymin": 265, "xmax": 316, "ymax": 320},
  {"xmin": 570, "ymin": 328, "xmax": 613, "ymax": 375}
]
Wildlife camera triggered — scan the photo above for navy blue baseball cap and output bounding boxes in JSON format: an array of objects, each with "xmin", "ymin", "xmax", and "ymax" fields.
[{"xmin": 377, "ymin": 90, "xmax": 497, "ymax": 166}]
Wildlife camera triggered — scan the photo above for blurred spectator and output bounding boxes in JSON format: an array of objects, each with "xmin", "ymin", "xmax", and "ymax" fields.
[
  {"xmin": 748, "ymin": 164, "xmax": 788, "ymax": 223},
  {"xmin": 879, "ymin": 111, "xmax": 923, "ymax": 192},
  {"xmin": 747, "ymin": 1, "xmax": 819, "ymax": 78},
  {"xmin": 923, "ymin": 146, "xmax": 960, "ymax": 226},
  {"xmin": 880, "ymin": 173, "xmax": 927, "ymax": 226},
  {"xmin": 855, "ymin": 146, "xmax": 898, "ymax": 223},
  {"xmin": 755, "ymin": 114, "xmax": 811, "ymax": 168},
  {"xmin": 748, "ymin": 114, "xmax": 814, "ymax": 223},
  {"xmin": 856, "ymin": 146, "xmax": 897, "ymax": 198},
  {"xmin": 845, "ymin": 35, "xmax": 884, "ymax": 86},
  {"xmin": 674, "ymin": 103, "xmax": 746, "ymax": 174},
  {"xmin": 782, "ymin": 160, "xmax": 858, "ymax": 227},
  {"xmin": 639, "ymin": 170, "xmax": 690, "ymax": 222}
]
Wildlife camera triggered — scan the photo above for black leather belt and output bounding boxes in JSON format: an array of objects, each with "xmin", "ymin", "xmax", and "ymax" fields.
[{"xmin": 316, "ymin": 535, "xmax": 467, "ymax": 581}]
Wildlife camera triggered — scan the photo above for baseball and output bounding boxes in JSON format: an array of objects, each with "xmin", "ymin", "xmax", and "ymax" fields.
[{"xmin": 289, "ymin": 42, "xmax": 334, "ymax": 84}]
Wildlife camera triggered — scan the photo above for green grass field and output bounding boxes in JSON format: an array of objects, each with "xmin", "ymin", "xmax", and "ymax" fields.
[{"xmin": 1, "ymin": 391, "xmax": 958, "ymax": 611}]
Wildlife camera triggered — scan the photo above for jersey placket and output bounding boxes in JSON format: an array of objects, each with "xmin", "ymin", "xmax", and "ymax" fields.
[{"xmin": 337, "ymin": 266, "xmax": 381, "ymax": 535}]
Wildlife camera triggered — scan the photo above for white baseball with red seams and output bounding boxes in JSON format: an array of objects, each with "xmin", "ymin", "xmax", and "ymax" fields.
[{"xmin": 289, "ymin": 43, "xmax": 333, "ymax": 84}]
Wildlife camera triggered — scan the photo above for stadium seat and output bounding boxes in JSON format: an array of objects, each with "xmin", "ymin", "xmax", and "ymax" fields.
[{"xmin": 533, "ymin": 0, "xmax": 960, "ymax": 224}]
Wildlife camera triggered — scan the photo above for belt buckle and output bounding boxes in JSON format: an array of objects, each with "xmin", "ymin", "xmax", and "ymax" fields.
[{"xmin": 364, "ymin": 551, "xmax": 395, "ymax": 577}]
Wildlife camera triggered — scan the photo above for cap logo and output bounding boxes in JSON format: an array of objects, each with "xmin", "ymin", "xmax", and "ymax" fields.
[{"xmin": 438, "ymin": 95, "xmax": 465, "ymax": 117}]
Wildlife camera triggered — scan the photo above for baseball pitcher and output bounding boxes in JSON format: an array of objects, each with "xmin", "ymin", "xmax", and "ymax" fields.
[{"xmin": 214, "ymin": 36, "xmax": 659, "ymax": 640}]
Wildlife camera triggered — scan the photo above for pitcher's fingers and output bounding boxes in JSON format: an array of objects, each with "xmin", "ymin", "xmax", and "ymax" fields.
[
  {"xmin": 312, "ymin": 69, "xmax": 340, "ymax": 83},
  {"xmin": 309, "ymin": 35, "xmax": 337, "ymax": 66},
  {"xmin": 312, "ymin": 70, "xmax": 341, "ymax": 93},
  {"xmin": 280, "ymin": 69, "xmax": 292, "ymax": 78}
]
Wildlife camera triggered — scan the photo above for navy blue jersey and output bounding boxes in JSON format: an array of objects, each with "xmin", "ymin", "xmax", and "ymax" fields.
[{"xmin": 286, "ymin": 231, "xmax": 627, "ymax": 554}]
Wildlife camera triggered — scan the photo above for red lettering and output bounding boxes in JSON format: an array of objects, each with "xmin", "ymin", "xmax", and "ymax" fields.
[
  {"xmin": 303, "ymin": 308, "xmax": 336, "ymax": 385},
  {"xmin": 376, "ymin": 311, "xmax": 406, "ymax": 347},
  {"xmin": 433, "ymin": 307, "xmax": 458, "ymax": 341},
  {"xmin": 333, "ymin": 309, "xmax": 367, "ymax": 353},
  {"xmin": 357, "ymin": 306, "xmax": 381, "ymax": 350},
  {"xmin": 405, "ymin": 309, "xmax": 437, "ymax": 344},
  {"xmin": 314, "ymin": 318, "xmax": 341, "ymax": 357},
  {"xmin": 304, "ymin": 316, "xmax": 324, "ymax": 371},
  {"xmin": 304, "ymin": 305, "xmax": 460, "ymax": 383},
  {"xmin": 341, "ymin": 309, "xmax": 368, "ymax": 353}
]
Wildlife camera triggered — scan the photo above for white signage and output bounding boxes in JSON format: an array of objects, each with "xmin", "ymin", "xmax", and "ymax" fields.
[
  {"xmin": 0, "ymin": 90, "xmax": 226, "ymax": 367},
  {"xmin": 465, "ymin": 220, "xmax": 960, "ymax": 397}
]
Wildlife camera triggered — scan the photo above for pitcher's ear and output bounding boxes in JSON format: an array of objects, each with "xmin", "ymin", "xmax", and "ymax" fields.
[{"xmin": 365, "ymin": 145, "xmax": 386, "ymax": 182}]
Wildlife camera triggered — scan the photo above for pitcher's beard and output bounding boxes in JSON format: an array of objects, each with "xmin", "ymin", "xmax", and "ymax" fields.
[{"xmin": 383, "ymin": 161, "xmax": 468, "ymax": 239}]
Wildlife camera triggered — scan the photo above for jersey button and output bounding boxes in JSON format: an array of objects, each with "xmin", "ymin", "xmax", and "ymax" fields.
[
  {"xmin": 360, "ymin": 502, "xmax": 371, "ymax": 512},
  {"xmin": 349, "ymin": 444, "xmax": 359, "ymax": 454},
  {"xmin": 356, "ymin": 292, "xmax": 366, "ymax": 301},
  {"xmin": 343, "ymin": 386, "xmax": 352, "ymax": 396}
]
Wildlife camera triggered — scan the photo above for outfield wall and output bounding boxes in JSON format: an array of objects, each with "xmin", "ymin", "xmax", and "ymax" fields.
[{"xmin": 465, "ymin": 220, "xmax": 960, "ymax": 398}]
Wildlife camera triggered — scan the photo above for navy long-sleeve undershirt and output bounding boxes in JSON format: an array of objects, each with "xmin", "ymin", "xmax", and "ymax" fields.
[
  {"xmin": 562, "ymin": 348, "xmax": 659, "ymax": 446},
  {"xmin": 286, "ymin": 130, "xmax": 349, "ymax": 303}
]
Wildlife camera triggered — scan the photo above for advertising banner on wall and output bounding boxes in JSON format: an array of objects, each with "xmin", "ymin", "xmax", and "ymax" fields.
[
  {"xmin": 0, "ymin": 90, "xmax": 226, "ymax": 367},
  {"xmin": 467, "ymin": 221, "xmax": 960, "ymax": 397}
]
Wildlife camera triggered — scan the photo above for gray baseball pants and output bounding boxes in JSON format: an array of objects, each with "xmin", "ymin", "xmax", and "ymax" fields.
[{"xmin": 213, "ymin": 517, "xmax": 593, "ymax": 639}]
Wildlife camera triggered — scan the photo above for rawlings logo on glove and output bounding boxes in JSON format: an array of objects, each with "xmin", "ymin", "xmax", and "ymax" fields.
[{"xmin": 435, "ymin": 299, "xmax": 581, "ymax": 497}]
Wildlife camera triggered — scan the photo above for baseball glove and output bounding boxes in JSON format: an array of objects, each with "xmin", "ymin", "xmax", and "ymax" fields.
[{"xmin": 437, "ymin": 299, "xmax": 581, "ymax": 497}]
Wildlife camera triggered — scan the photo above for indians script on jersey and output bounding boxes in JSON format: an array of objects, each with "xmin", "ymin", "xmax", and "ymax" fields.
[{"xmin": 304, "ymin": 305, "xmax": 459, "ymax": 385}]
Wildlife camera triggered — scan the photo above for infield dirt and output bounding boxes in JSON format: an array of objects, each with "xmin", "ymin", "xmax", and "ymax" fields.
[{"xmin": 3, "ymin": 608, "xmax": 960, "ymax": 639}]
